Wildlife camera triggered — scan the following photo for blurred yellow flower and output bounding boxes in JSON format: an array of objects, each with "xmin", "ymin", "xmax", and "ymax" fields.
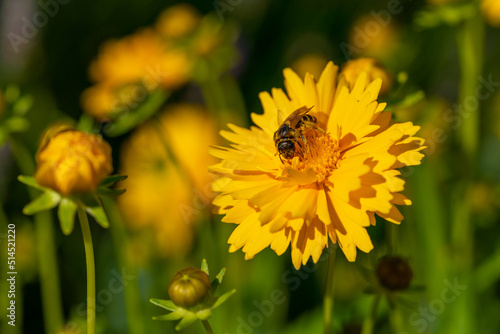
[
  {"xmin": 291, "ymin": 54, "xmax": 329, "ymax": 80},
  {"xmin": 341, "ymin": 58, "xmax": 393, "ymax": 95},
  {"xmin": 156, "ymin": 3, "xmax": 201, "ymax": 39},
  {"xmin": 35, "ymin": 129, "xmax": 112, "ymax": 195},
  {"xmin": 118, "ymin": 104, "xmax": 218, "ymax": 257},
  {"xmin": 210, "ymin": 62, "xmax": 425, "ymax": 269},
  {"xmin": 81, "ymin": 29, "xmax": 191, "ymax": 120},
  {"xmin": 348, "ymin": 15, "xmax": 399, "ymax": 60},
  {"xmin": 482, "ymin": 0, "xmax": 500, "ymax": 26}
]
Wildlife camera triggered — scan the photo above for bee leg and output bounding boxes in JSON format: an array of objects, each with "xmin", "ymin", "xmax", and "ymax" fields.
[
  {"xmin": 304, "ymin": 121, "xmax": 325, "ymax": 134},
  {"xmin": 299, "ymin": 134, "xmax": 311, "ymax": 159}
]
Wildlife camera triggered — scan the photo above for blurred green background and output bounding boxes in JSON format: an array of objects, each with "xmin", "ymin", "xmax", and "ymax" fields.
[{"xmin": 1, "ymin": 0, "xmax": 500, "ymax": 333}]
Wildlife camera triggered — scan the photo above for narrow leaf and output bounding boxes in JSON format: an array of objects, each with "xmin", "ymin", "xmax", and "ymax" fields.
[
  {"xmin": 211, "ymin": 289, "xmax": 236, "ymax": 309},
  {"xmin": 23, "ymin": 191, "xmax": 61, "ymax": 215},
  {"xmin": 201, "ymin": 259, "xmax": 209, "ymax": 275},
  {"xmin": 211, "ymin": 267, "xmax": 226, "ymax": 293},
  {"xmin": 99, "ymin": 174, "xmax": 128, "ymax": 187},
  {"xmin": 86, "ymin": 205, "xmax": 110, "ymax": 228},
  {"xmin": 175, "ymin": 312, "xmax": 197, "ymax": 331},
  {"xmin": 18, "ymin": 175, "xmax": 47, "ymax": 192},
  {"xmin": 152, "ymin": 310, "xmax": 184, "ymax": 321},
  {"xmin": 58, "ymin": 198, "xmax": 77, "ymax": 235},
  {"xmin": 150, "ymin": 298, "xmax": 179, "ymax": 311}
]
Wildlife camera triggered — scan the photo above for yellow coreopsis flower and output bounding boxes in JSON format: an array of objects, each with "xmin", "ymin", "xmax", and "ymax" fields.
[
  {"xmin": 481, "ymin": 0, "xmax": 500, "ymax": 26},
  {"xmin": 35, "ymin": 129, "xmax": 113, "ymax": 195},
  {"xmin": 210, "ymin": 62, "xmax": 425, "ymax": 269}
]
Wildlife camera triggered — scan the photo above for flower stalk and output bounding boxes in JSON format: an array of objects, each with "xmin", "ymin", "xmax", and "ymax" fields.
[
  {"xmin": 201, "ymin": 319, "xmax": 215, "ymax": 334},
  {"xmin": 77, "ymin": 205, "xmax": 96, "ymax": 334},
  {"xmin": 323, "ymin": 246, "xmax": 337, "ymax": 334}
]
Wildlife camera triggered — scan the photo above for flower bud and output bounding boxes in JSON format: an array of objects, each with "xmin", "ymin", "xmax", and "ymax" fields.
[
  {"xmin": 168, "ymin": 267, "xmax": 211, "ymax": 308},
  {"xmin": 376, "ymin": 256, "xmax": 413, "ymax": 291},
  {"xmin": 156, "ymin": 4, "xmax": 201, "ymax": 39},
  {"xmin": 341, "ymin": 58, "xmax": 393, "ymax": 96},
  {"xmin": 35, "ymin": 129, "xmax": 113, "ymax": 195}
]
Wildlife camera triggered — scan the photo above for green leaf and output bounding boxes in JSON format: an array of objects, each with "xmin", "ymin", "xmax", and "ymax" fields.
[
  {"xmin": 150, "ymin": 298, "xmax": 179, "ymax": 311},
  {"xmin": 23, "ymin": 191, "xmax": 61, "ymax": 215},
  {"xmin": 12, "ymin": 95, "xmax": 33, "ymax": 116},
  {"xmin": 86, "ymin": 205, "xmax": 109, "ymax": 228},
  {"xmin": 152, "ymin": 310, "xmax": 184, "ymax": 321},
  {"xmin": 99, "ymin": 175, "xmax": 128, "ymax": 187},
  {"xmin": 104, "ymin": 89, "xmax": 169, "ymax": 137},
  {"xmin": 211, "ymin": 289, "xmax": 236, "ymax": 309},
  {"xmin": 58, "ymin": 198, "xmax": 77, "ymax": 235},
  {"xmin": 175, "ymin": 312, "xmax": 197, "ymax": 331},
  {"xmin": 211, "ymin": 267, "xmax": 226, "ymax": 294},
  {"xmin": 18, "ymin": 175, "xmax": 48, "ymax": 192},
  {"xmin": 4, "ymin": 85, "xmax": 20, "ymax": 103},
  {"xmin": 76, "ymin": 113, "xmax": 96, "ymax": 133},
  {"xmin": 96, "ymin": 188, "xmax": 126, "ymax": 196},
  {"xmin": 201, "ymin": 259, "xmax": 209, "ymax": 275},
  {"xmin": 5, "ymin": 117, "xmax": 30, "ymax": 133}
]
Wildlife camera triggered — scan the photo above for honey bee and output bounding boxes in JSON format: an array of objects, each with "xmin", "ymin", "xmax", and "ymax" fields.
[{"xmin": 273, "ymin": 106, "xmax": 324, "ymax": 163}]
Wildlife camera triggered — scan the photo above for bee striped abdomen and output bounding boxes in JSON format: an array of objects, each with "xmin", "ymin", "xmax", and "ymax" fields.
[{"xmin": 296, "ymin": 115, "xmax": 317, "ymax": 128}]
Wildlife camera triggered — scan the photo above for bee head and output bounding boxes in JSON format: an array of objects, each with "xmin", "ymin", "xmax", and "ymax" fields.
[{"xmin": 278, "ymin": 141, "xmax": 295, "ymax": 159}]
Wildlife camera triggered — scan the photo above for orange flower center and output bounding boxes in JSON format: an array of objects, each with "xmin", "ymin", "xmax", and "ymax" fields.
[{"xmin": 289, "ymin": 129, "xmax": 341, "ymax": 183}]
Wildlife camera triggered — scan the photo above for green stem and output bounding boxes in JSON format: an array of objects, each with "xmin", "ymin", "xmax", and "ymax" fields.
[
  {"xmin": 388, "ymin": 297, "xmax": 403, "ymax": 334},
  {"xmin": 77, "ymin": 206, "xmax": 96, "ymax": 334},
  {"xmin": 449, "ymin": 8, "xmax": 484, "ymax": 334},
  {"xmin": 101, "ymin": 197, "xmax": 144, "ymax": 334},
  {"xmin": 323, "ymin": 246, "xmax": 337, "ymax": 334},
  {"xmin": 361, "ymin": 295, "xmax": 381, "ymax": 334},
  {"xmin": 201, "ymin": 319, "xmax": 215, "ymax": 334},
  {"xmin": 455, "ymin": 8, "xmax": 484, "ymax": 166},
  {"xmin": 9, "ymin": 135, "xmax": 64, "ymax": 333}
]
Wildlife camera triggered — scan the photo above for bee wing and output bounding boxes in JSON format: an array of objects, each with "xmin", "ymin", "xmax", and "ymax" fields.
[
  {"xmin": 285, "ymin": 106, "xmax": 314, "ymax": 128},
  {"xmin": 276, "ymin": 109, "xmax": 285, "ymax": 127}
]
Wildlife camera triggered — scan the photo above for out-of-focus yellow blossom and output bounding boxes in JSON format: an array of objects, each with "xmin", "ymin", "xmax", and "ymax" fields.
[
  {"xmin": 191, "ymin": 18, "xmax": 223, "ymax": 57},
  {"xmin": 482, "ymin": 0, "xmax": 500, "ymax": 26},
  {"xmin": 156, "ymin": 3, "xmax": 201, "ymax": 39},
  {"xmin": 340, "ymin": 58, "xmax": 393, "ymax": 95},
  {"xmin": 35, "ymin": 129, "xmax": 113, "ymax": 195},
  {"xmin": 291, "ymin": 54, "xmax": 329, "ymax": 80},
  {"xmin": 118, "ymin": 104, "xmax": 218, "ymax": 257},
  {"xmin": 81, "ymin": 29, "xmax": 191, "ymax": 120},
  {"xmin": 349, "ymin": 15, "xmax": 399, "ymax": 60}
]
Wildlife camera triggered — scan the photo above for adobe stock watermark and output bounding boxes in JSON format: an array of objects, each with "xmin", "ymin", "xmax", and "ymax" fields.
[
  {"xmin": 227, "ymin": 246, "xmax": 338, "ymax": 334},
  {"xmin": 7, "ymin": 0, "xmax": 72, "ymax": 54},
  {"xmin": 99, "ymin": 64, "xmax": 168, "ymax": 134},
  {"xmin": 403, "ymin": 277, "xmax": 467, "ymax": 334},
  {"xmin": 48, "ymin": 268, "xmax": 135, "ymax": 334},
  {"xmin": 339, "ymin": 0, "xmax": 410, "ymax": 60},
  {"xmin": 213, "ymin": 0, "xmax": 243, "ymax": 21},
  {"xmin": 398, "ymin": 73, "xmax": 500, "ymax": 179}
]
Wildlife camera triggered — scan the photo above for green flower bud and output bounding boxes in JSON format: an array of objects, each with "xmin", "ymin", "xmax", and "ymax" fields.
[{"xmin": 168, "ymin": 267, "xmax": 211, "ymax": 308}]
